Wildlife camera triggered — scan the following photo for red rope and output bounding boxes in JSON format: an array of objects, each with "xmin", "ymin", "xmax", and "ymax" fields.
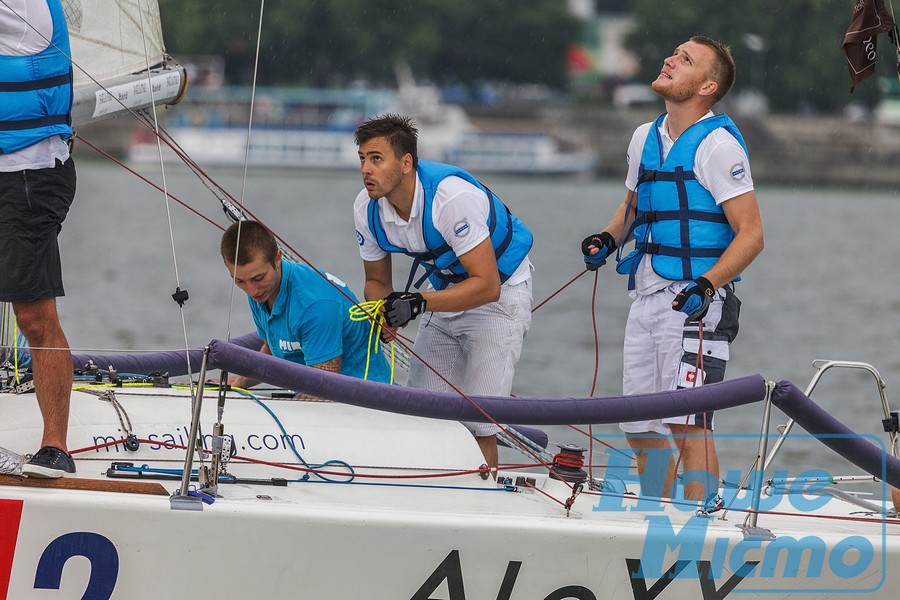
[
  {"xmin": 531, "ymin": 268, "xmax": 591, "ymax": 313},
  {"xmin": 672, "ymin": 316, "xmax": 710, "ymax": 485},
  {"xmin": 71, "ymin": 437, "xmax": 492, "ymax": 480},
  {"xmin": 71, "ymin": 440, "xmax": 900, "ymax": 526},
  {"xmin": 552, "ymin": 452, "xmax": 585, "ymax": 469},
  {"xmin": 588, "ymin": 270, "xmax": 601, "ymax": 483}
]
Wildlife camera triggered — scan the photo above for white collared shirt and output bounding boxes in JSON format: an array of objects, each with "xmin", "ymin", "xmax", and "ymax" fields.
[{"xmin": 354, "ymin": 173, "xmax": 532, "ymax": 287}]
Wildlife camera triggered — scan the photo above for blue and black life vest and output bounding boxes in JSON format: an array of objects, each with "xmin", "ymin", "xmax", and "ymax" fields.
[
  {"xmin": 367, "ymin": 160, "xmax": 533, "ymax": 291},
  {"xmin": 0, "ymin": 0, "xmax": 73, "ymax": 154},
  {"xmin": 616, "ymin": 114, "xmax": 749, "ymax": 289}
]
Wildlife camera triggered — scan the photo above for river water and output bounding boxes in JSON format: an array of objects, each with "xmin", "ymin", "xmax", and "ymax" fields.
[{"xmin": 58, "ymin": 158, "xmax": 900, "ymax": 498}]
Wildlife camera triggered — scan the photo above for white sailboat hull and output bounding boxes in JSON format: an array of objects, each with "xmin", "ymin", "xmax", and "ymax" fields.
[{"xmin": 2, "ymin": 387, "xmax": 897, "ymax": 599}]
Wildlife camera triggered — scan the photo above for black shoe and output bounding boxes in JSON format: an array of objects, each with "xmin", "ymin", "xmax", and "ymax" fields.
[{"xmin": 22, "ymin": 446, "xmax": 76, "ymax": 478}]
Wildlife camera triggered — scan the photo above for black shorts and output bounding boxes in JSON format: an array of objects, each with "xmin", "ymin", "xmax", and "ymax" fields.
[{"xmin": 0, "ymin": 157, "xmax": 76, "ymax": 302}]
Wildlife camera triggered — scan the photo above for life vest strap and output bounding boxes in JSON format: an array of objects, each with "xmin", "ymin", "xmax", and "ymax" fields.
[
  {"xmin": 634, "ymin": 209, "xmax": 729, "ymax": 227},
  {"xmin": 0, "ymin": 113, "xmax": 69, "ymax": 132},
  {"xmin": 0, "ymin": 73, "xmax": 71, "ymax": 93},
  {"xmin": 637, "ymin": 242, "xmax": 725, "ymax": 259},
  {"xmin": 638, "ymin": 169, "xmax": 698, "ymax": 184},
  {"xmin": 404, "ymin": 258, "xmax": 468, "ymax": 292}
]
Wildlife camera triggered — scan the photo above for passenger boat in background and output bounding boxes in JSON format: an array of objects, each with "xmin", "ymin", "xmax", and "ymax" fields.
[{"xmin": 126, "ymin": 82, "xmax": 598, "ymax": 175}]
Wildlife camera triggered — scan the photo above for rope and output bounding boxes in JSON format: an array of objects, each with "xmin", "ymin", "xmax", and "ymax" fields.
[
  {"xmin": 530, "ymin": 269, "xmax": 590, "ymax": 313},
  {"xmin": 669, "ymin": 315, "xmax": 718, "ymax": 504},
  {"xmin": 552, "ymin": 451, "xmax": 585, "ymax": 470},
  {"xmin": 98, "ymin": 390, "xmax": 133, "ymax": 437},
  {"xmin": 587, "ymin": 270, "xmax": 601, "ymax": 483},
  {"xmin": 234, "ymin": 386, "xmax": 356, "ymax": 483},
  {"xmin": 348, "ymin": 299, "xmax": 399, "ymax": 383},
  {"xmin": 71, "ymin": 436, "xmax": 490, "ymax": 481}
]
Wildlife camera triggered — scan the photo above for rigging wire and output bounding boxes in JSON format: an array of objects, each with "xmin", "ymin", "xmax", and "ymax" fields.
[
  {"xmin": 137, "ymin": 0, "xmax": 195, "ymax": 393},
  {"xmin": 134, "ymin": 0, "xmax": 207, "ymax": 471},
  {"xmin": 225, "ymin": 0, "xmax": 268, "ymax": 345}
]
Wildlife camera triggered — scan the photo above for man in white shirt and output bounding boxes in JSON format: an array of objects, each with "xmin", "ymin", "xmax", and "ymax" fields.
[
  {"xmin": 581, "ymin": 36, "xmax": 764, "ymax": 502},
  {"xmin": 1, "ymin": 0, "xmax": 77, "ymax": 477},
  {"xmin": 353, "ymin": 114, "xmax": 534, "ymax": 473}
]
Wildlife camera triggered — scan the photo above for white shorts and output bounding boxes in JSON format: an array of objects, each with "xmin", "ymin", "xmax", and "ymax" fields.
[
  {"xmin": 619, "ymin": 282, "xmax": 740, "ymax": 435},
  {"xmin": 408, "ymin": 277, "xmax": 532, "ymax": 437}
]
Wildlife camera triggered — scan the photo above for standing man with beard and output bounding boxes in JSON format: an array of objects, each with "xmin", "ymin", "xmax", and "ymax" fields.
[{"xmin": 580, "ymin": 36, "xmax": 764, "ymax": 503}]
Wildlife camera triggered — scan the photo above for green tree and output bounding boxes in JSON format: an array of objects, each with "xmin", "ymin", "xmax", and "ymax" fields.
[
  {"xmin": 625, "ymin": 0, "xmax": 889, "ymax": 113},
  {"xmin": 158, "ymin": 0, "xmax": 580, "ymax": 89},
  {"xmin": 425, "ymin": 0, "xmax": 580, "ymax": 88}
]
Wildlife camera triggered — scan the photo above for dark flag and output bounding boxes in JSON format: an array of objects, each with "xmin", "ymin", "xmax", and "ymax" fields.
[{"xmin": 843, "ymin": 0, "xmax": 899, "ymax": 91}]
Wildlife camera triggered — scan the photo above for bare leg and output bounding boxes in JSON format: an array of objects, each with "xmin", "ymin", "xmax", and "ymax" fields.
[
  {"xmin": 892, "ymin": 487, "xmax": 900, "ymax": 512},
  {"xmin": 475, "ymin": 434, "xmax": 498, "ymax": 479},
  {"xmin": 626, "ymin": 433, "xmax": 675, "ymax": 498},
  {"xmin": 668, "ymin": 423, "xmax": 718, "ymax": 501},
  {"xmin": 12, "ymin": 298, "xmax": 71, "ymax": 452}
]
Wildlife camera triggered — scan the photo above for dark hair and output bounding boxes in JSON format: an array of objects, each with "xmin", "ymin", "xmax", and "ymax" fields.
[
  {"xmin": 691, "ymin": 35, "xmax": 736, "ymax": 104},
  {"xmin": 220, "ymin": 220, "xmax": 278, "ymax": 265},
  {"xmin": 354, "ymin": 113, "xmax": 418, "ymax": 168}
]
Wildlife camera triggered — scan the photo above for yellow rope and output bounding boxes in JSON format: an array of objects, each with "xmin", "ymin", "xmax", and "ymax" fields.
[
  {"xmin": 72, "ymin": 382, "xmax": 155, "ymax": 391},
  {"xmin": 348, "ymin": 299, "xmax": 395, "ymax": 384}
]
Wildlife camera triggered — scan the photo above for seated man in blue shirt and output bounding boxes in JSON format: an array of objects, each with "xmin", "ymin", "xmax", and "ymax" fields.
[{"xmin": 220, "ymin": 221, "xmax": 391, "ymax": 390}]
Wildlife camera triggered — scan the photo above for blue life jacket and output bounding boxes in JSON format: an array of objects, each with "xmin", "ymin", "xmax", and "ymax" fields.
[
  {"xmin": 367, "ymin": 160, "xmax": 533, "ymax": 291},
  {"xmin": 0, "ymin": 0, "xmax": 73, "ymax": 154},
  {"xmin": 616, "ymin": 114, "xmax": 749, "ymax": 289}
]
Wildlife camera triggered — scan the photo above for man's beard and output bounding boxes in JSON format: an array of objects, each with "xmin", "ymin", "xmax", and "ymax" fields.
[{"xmin": 652, "ymin": 77, "xmax": 698, "ymax": 103}]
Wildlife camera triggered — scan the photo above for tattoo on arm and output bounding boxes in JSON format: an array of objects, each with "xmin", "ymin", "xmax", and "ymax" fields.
[{"xmin": 291, "ymin": 356, "xmax": 341, "ymax": 401}]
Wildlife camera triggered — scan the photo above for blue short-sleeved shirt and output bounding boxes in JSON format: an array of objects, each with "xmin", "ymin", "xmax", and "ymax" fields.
[{"xmin": 248, "ymin": 259, "xmax": 391, "ymax": 383}]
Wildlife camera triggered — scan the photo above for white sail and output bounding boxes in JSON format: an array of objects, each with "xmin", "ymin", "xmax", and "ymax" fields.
[{"xmin": 66, "ymin": 0, "xmax": 186, "ymax": 125}]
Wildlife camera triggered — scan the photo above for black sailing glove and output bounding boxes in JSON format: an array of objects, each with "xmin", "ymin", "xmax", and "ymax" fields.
[
  {"xmin": 384, "ymin": 292, "xmax": 427, "ymax": 328},
  {"xmin": 580, "ymin": 232, "xmax": 617, "ymax": 271},
  {"xmin": 672, "ymin": 276, "xmax": 715, "ymax": 321}
]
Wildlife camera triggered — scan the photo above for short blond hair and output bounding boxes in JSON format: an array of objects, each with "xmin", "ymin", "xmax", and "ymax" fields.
[{"xmin": 691, "ymin": 35, "xmax": 736, "ymax": 104}]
